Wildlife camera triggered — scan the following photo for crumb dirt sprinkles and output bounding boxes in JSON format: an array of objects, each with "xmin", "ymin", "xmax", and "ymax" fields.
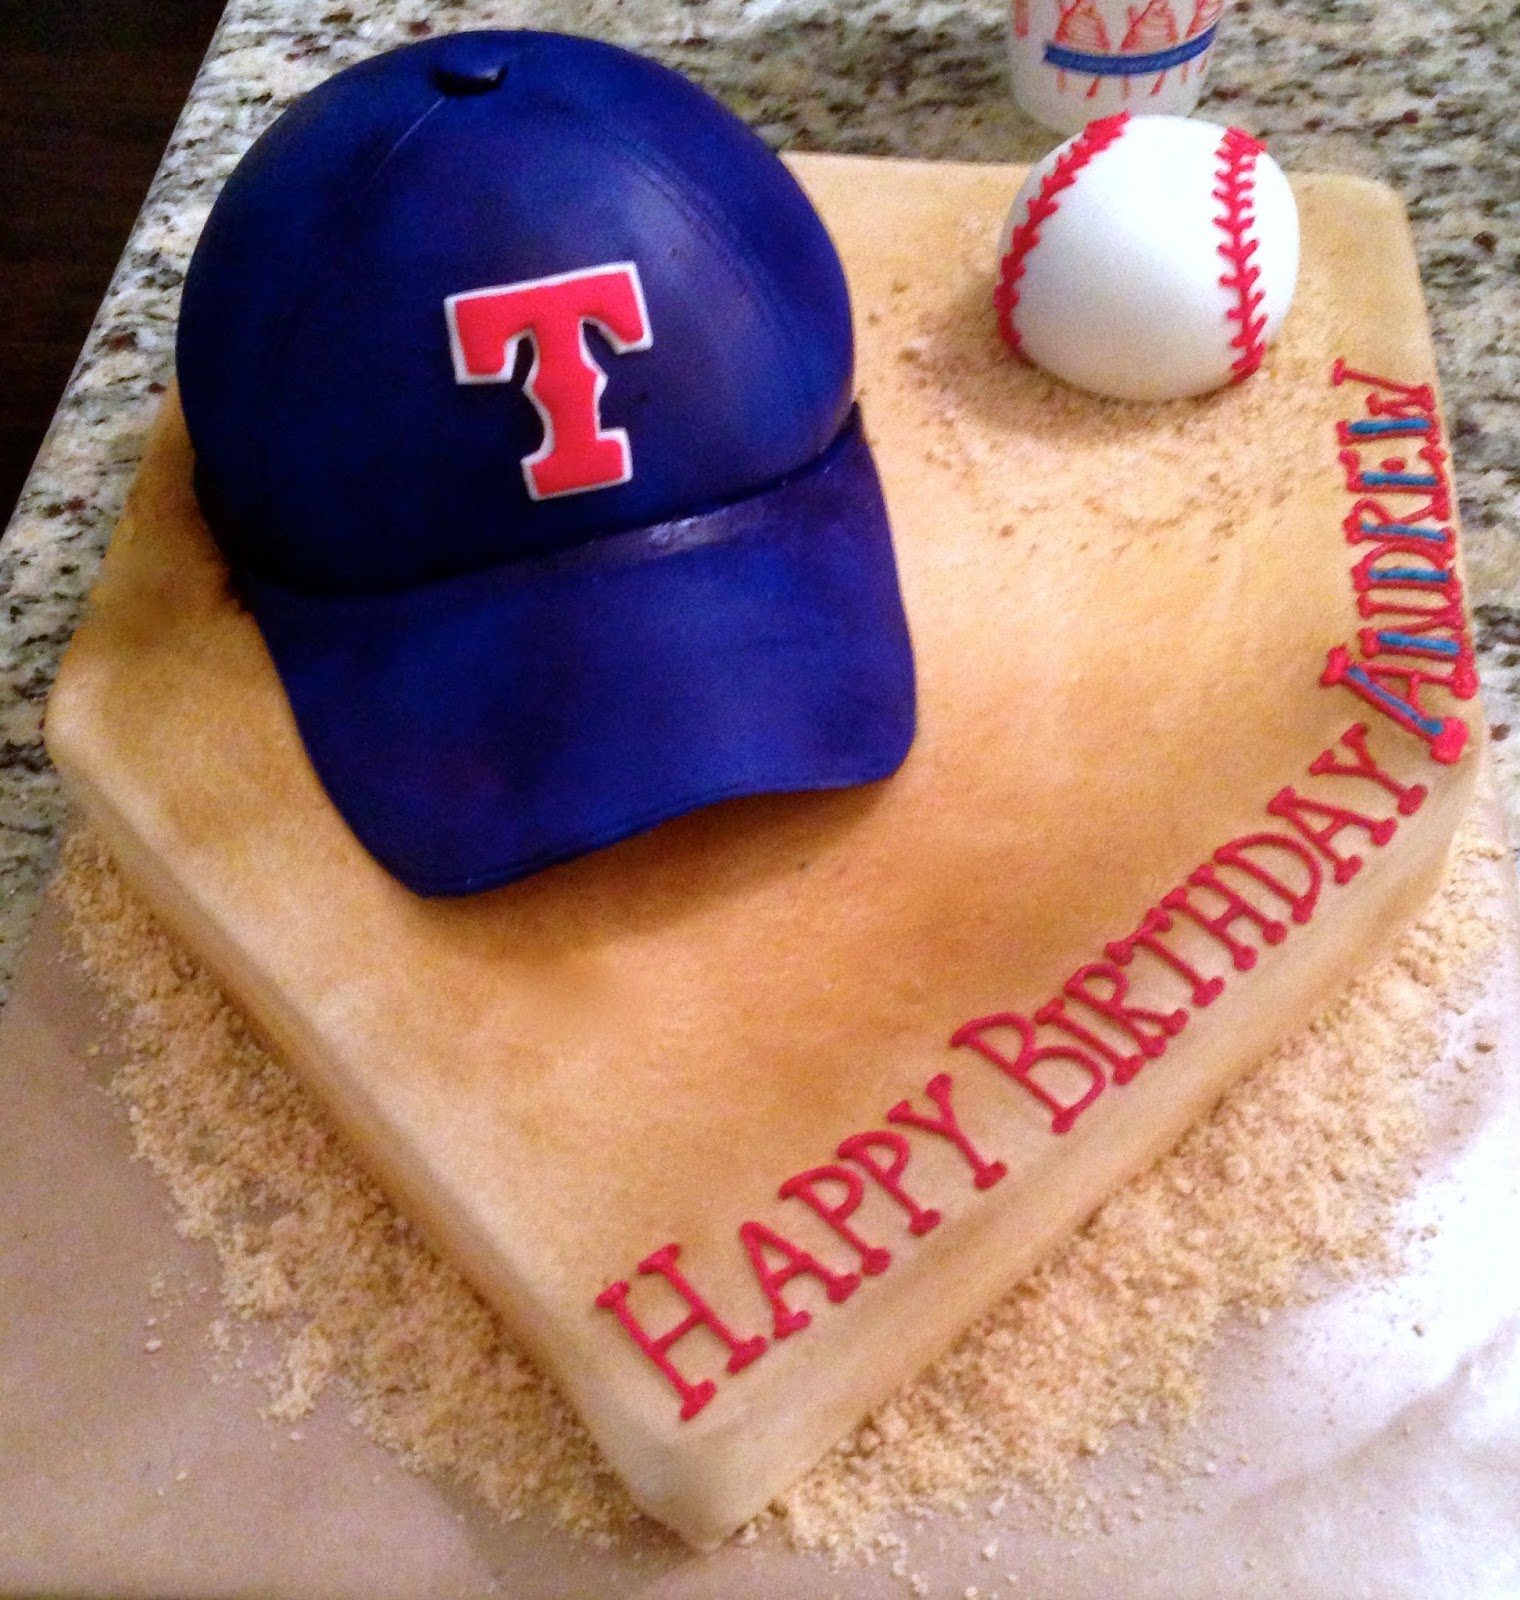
[{"xmin": 53, "ymin": 822, "xmax": 1500, "ymax": 1553}]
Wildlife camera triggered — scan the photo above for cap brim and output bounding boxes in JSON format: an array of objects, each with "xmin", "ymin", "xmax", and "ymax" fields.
[{"xmin": 239, "ymin": 411, "xmax": 916, "ymax": 895}]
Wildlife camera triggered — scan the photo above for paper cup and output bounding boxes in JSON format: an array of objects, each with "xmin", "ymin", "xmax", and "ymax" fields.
[{"xmin": 1009, "ymin": 0, "xmax": 1228, "ymax": 136}]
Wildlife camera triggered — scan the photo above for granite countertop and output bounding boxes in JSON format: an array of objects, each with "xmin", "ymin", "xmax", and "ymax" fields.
[{"xmin": 0, "ymin": 0, "xmax": 1514, "ymax": 1004}]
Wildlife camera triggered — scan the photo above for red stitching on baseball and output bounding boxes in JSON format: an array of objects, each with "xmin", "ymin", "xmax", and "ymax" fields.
[
  {"xmin": 995, "ymin": 111, "xmax": 1130, "ymax": 357},
  {"xmin": 1213, "ymin": 126, "xmax": 1269, "ymax": 381}
]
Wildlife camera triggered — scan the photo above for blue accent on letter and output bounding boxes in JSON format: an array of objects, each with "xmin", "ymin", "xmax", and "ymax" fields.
[
  {"xmin": 1346, "ymin": 667, "xmax": 1445, "ymax": 737},
  {"xmin": 1359, "ymin": 471, "xmax": 1441, "ymax": 488},
  {"xmin": 1373, "ymin": 633, "xmax": 1462, "ymax": 658},
  {"xmin": 1368, "ymin": 567, "xmax": 1451, "ymax": 584},
  {"xmin": 1356, "ymin": 521, "xmax": 1448, "ymax": 543},
  {"xmin": 1344, "ymin": 419, "xmax": 1432, "ymax": 437}
]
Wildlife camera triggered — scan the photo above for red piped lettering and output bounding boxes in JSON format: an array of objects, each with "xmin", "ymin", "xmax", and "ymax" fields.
[
  {"xmin": 1331, "ymin": 359, "xmax": 1437, "ymax": 420},
  {"xmin": 1349, "ymin": 546, "xmax": 1451, "ymax": 595},
  {"xmin": 1162, "ymin": 867, "xmax": 1288, "ymax": 972},
  {"xmin": 737, "ymin": 1222, "xmax": 860, "ymax": 1339},
  {"xmin": 885, "ymin": 1073, "xmax": 1008, "ymax": 1190},
  {"xmin": 1350, "ymin": 624, "xmax": 1475, "ymax": 701},
  {"xmin": 1338, "ymin": 443, "xmax": 1450, "ymax": 519},
  {"xmin": 1106, "ymin": 905, "xmax": 1223, "ymax": 1007},
  {"xmin": 1309, "ymin": 723, "xmax": 1427, "ymax": 816},
  {"xmin": 1322, "ymin": 646, "xmax": 1469, "ymax": 765},
  {"xmin": 1355, "ymin": 631, "xmax": 1478, "ymax": 703},
  {"xmin": 1212, "ymin": 832, "xmax": 1322, "ymax": 925},
  {"xmin": 836, "ymin": 1130, "xmax": 942, "ymax": 1236},
  {"xmin": 1326, "ymin": 363, "xmax": 1473, "ymax": 768},
  {"xmin": 1344, "ymin": 495, "xmax": 1451, "ymax": 539},
  {"xmin": 950, "ymin": 1014, "xmax": 1105, "ymax": 1135},
  {"xmin": 778, "ymin": 1166, "xmax": 893, "ymax": 1275},
  {"xmin": 1054, "ymin": 962, "xmax": 1187, "ymax": 1086},
  {"xmin": 1355, "ymin": 590, "xmax": 1468, "ymax": 636},
  {"xmin": 446, "ymin": 262, "xmax": 652, "ymax": 500},
  {"xmin": 1265, "ymin": 786, "xmax": 1396, "ymax": 885},
  {"xmin": 1036, "ymin": 996, "xmax": 1142, "ymax": 1085},
  {"xmin": 595, "ymin": 1242, "xmax": 767, "ymax": 1421}
]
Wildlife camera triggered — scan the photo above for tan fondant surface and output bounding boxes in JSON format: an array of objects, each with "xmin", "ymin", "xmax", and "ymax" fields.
[{"xmin": 43, "ymin": 155, "xmax": 1480, "ymax": 1545}]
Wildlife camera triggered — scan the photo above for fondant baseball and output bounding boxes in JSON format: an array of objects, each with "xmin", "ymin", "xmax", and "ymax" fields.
[{"xmin": 994, "ymin": 112, "xmax": 1299, "ymax": 402}]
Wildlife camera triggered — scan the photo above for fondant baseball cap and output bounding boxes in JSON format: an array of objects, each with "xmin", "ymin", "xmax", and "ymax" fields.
[{"xmin": 176, "ymin": 30, "xmax": 916, "ymax": 895}]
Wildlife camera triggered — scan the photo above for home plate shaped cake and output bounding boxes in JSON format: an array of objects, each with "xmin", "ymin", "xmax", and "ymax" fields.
[{"xmin": 46, "ymin": 41, "xmax": 1481, "ymax": 1551}]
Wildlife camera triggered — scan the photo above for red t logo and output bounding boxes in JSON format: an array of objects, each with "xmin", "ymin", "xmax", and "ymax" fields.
[{"xmin": 445, "ymin": 262, "xmax": 653, "ymax": 501}]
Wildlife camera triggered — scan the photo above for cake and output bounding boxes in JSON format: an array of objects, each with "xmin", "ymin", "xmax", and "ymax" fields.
[{"xmin": 42, "ymin": 32, "xmax": 1483, "ymax": 1550}]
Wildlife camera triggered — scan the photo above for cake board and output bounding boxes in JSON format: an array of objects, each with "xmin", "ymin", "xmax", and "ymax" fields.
[{"xmin": 31, "ymin": 152, "xmax": 1513, "ymax": 1569}]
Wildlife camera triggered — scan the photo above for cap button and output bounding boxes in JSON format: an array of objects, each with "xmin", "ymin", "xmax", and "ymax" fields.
[{"xmin": 430, "ymin": 36, "xmax": 509, "ymax": 95}]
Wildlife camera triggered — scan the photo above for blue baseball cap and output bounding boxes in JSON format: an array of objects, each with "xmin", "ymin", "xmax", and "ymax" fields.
[{"xmin": 176, "ymin": 30, "xmax": 916, "ymax": 895}]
